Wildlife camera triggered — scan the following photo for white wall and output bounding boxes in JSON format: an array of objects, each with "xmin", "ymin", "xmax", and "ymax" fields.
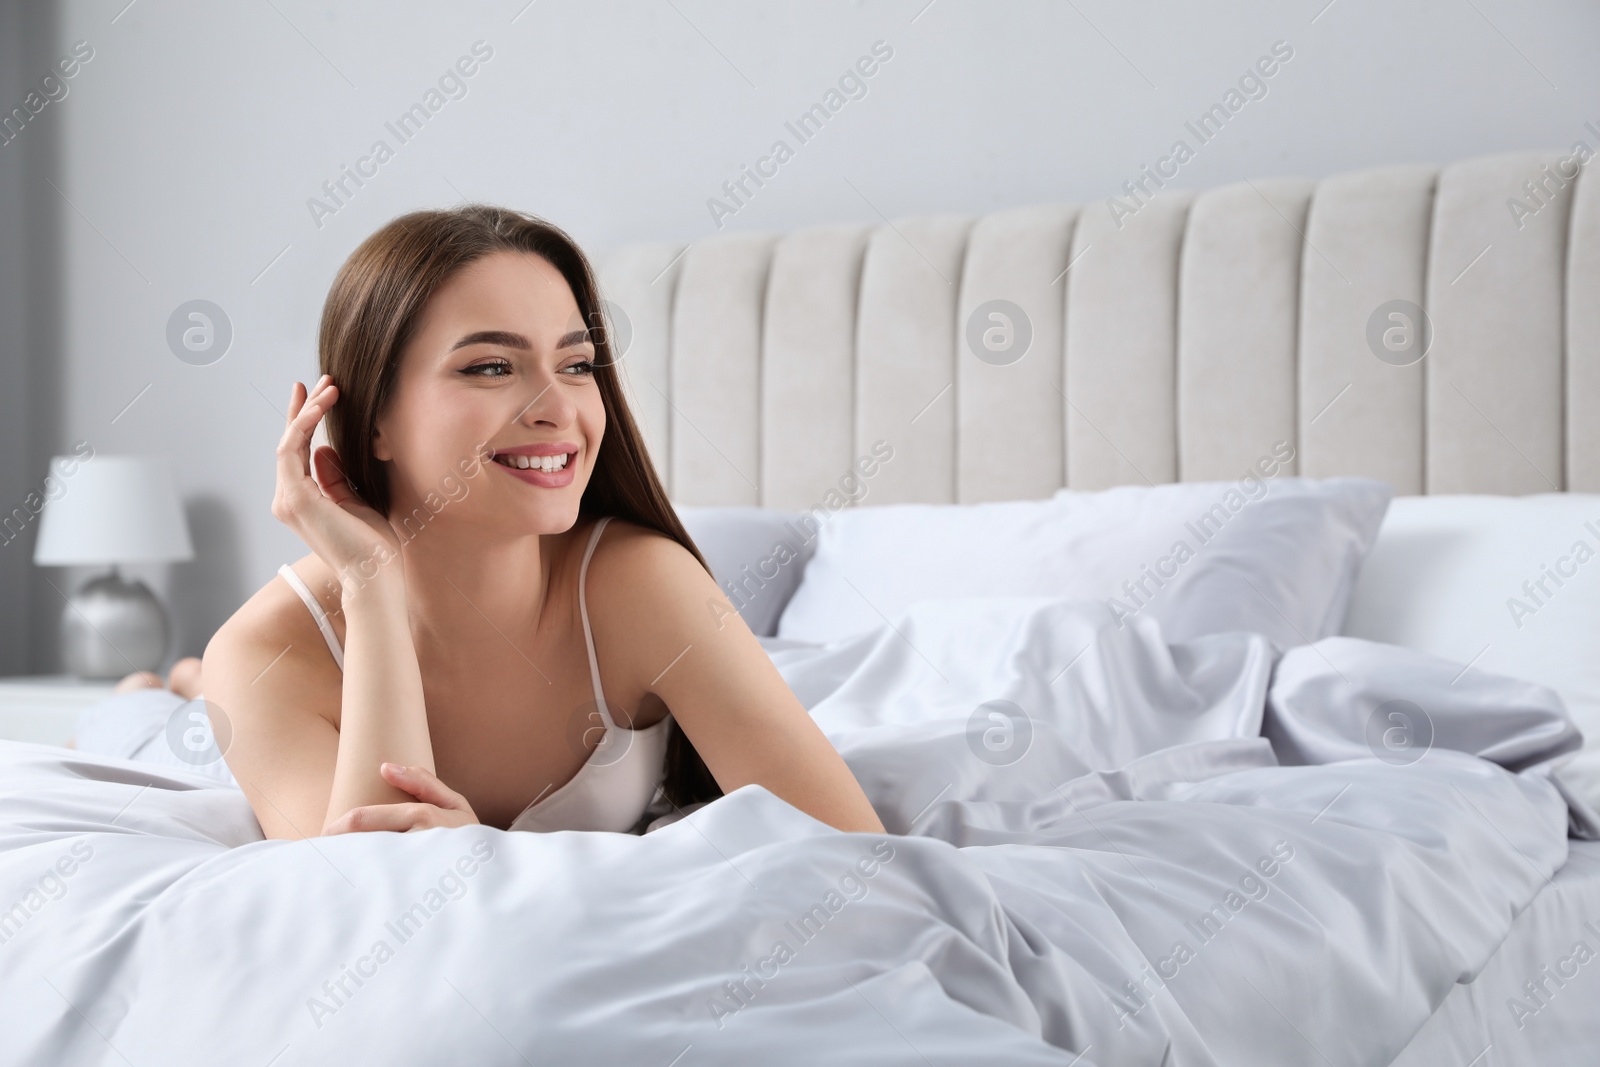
[{"xmin": 5, "ymin": 0, "xmax": 1597, "ymax": 668}]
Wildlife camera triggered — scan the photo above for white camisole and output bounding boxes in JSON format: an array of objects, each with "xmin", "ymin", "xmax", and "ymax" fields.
[{"xmin": 276, "ymin": 516, "xmax": 673, "ymax": 834}]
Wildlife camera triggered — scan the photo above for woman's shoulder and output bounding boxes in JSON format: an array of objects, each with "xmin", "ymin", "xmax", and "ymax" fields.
[
  {"xmin": 581, "ymin": 517, "xmax": 717, "ymax": 625},
  {"xmin": 578, "ymin": 517, "xmax": 730, "ymax": 698},
  {"xmin": 587, "ymin": 516, "xmax": 704, "ymax": 580},
  {"xmin": 205, "ymin": 555, "xmax": 345, "ymax": 687}
]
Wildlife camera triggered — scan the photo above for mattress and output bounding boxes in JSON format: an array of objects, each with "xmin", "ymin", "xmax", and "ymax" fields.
[{"xmin": 1395, "ymin": 838, "xmax": 1600, "ymax": 1065}]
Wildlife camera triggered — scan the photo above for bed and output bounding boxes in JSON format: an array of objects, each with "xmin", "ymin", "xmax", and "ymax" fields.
[{"xmin": 3, "ymin": 149, "xmax": 1597, "ymax": 1065}]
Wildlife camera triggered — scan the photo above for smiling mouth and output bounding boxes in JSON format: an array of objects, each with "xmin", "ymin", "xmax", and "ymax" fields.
[{"xmin": 492, "ymin": 452, "xmax": 573, "ymax": 473}]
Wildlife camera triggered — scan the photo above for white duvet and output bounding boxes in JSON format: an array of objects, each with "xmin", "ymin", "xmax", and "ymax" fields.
[{"xmin": 0, "ymin": 597, "xmax": 1590, "ymax": 1066}]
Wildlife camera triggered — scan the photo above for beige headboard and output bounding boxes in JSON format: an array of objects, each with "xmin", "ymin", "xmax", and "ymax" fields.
[{"xmin": 598, "ymin": 150, "xmax": 1596, "ymax": 509}]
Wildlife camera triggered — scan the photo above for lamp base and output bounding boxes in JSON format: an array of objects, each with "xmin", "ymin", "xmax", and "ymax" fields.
[{"xmin": 61, "ymin": 570, "xmax": 170, "ymax": 679}]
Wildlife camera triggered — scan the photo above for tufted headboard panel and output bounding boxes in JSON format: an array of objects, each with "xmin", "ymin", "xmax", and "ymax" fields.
[{"xmin": 597, "ymin": 151, "xmax": 1598, "ymax": 509}]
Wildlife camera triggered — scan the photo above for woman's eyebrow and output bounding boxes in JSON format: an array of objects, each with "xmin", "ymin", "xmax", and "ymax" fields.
[
  {"xmin": 451, "ymin": 327, "xmax": 595, "ymax": 351},
  {"xmin": 449, "ymin": 328, "xmax": 591, "ymax": 352},
  {"xmin": 450, "ymin": 329, "xmax": 529, "ymax": 352}
]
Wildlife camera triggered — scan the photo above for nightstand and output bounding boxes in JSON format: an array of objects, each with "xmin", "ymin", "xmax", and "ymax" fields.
[{"xmin": 0, "ymin": 675, "xmax": 121, "ymax": 746}]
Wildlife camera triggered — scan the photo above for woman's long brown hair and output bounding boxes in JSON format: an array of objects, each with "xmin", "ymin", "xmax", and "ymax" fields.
[{"xmin": 317, "ymin": 204, "xmax": 722, "ymax": 812}]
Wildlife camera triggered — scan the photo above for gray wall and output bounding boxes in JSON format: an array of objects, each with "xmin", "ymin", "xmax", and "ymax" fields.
[
  {"xmin": 1, "ymin": 0, "xmax": 1596, "ymax": 671},
  {"xmin": 0, "ymin": 0, "xmax": 65, "ymax": 676}
]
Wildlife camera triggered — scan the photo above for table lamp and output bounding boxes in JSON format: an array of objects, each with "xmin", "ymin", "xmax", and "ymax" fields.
[{"xmin": 32, "ymin": 455, "xmax": 194, "ymax": 679}]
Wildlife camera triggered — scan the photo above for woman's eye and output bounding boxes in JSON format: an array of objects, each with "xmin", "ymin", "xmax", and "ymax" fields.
[
  {"xmin": 464, "ymin": 360, "xmax": 512, "ymax": 378},
  {"xmin": 562, "ymin": 360, "xmax": 596, "ymax": 377}
]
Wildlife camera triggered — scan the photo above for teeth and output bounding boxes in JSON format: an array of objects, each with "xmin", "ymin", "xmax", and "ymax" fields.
[{"xmin": 496, "ymin": 452, "xmax": 569, "ymax": 471}]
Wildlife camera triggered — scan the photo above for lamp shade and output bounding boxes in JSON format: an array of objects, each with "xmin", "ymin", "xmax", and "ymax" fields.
[{"xmin": 33, "ymin": 455, "xmax": 194, "ymax": 565}]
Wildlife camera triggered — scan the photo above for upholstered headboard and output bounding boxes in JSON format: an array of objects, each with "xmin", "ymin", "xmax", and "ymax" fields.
[{"xmin": 598, "ymin": 151, "xmax": 1596, "ymax": 509}]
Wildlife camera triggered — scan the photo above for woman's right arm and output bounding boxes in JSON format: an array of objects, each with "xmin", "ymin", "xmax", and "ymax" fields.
[
  {"xmin": 207, "ymin": 375, "xmax": 438, "ymax": 838},
  {"xmin": 204, "ymin": 572, "xmax": 435, "ymax": 839}
]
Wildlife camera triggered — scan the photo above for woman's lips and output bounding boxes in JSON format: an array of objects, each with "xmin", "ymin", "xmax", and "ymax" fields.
[{"xmin": 491, "ymin": 454, "xmax": 576, "ymax": 488}]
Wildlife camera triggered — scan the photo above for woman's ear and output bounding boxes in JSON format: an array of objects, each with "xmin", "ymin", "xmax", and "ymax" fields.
[{"xmin": 372, "ymin": 423, "xmax": 391, "ymax": 462}]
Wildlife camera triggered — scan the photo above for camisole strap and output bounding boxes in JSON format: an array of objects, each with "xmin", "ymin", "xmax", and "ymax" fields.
[
  {"xmin": 576, "ymin": 517, "xmax": 616, "ymax": 731},
  {"xmin": 277, "ymin": 563, "xmax": 345, "ymax": 671}
]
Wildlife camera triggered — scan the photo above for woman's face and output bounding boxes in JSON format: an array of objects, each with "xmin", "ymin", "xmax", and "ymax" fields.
[{"xmin": 372, "ymin": 250, "xmax": 606, "ymax": 536}]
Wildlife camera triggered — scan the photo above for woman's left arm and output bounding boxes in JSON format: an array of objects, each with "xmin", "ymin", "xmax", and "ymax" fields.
[{"xmin": 590, "ymin": 524, "xmax": 886, "ymax": 835}]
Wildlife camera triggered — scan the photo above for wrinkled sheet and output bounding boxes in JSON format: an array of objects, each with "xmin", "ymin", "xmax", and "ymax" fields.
[{"xmin": 0, "ymin": 597, "xmax": 1591, "ymax": 1066}]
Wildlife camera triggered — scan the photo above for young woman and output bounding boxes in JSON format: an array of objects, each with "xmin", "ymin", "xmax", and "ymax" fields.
[{"xmin": 200, "ymin": 205, "xmax": 884, "ymax": 841}]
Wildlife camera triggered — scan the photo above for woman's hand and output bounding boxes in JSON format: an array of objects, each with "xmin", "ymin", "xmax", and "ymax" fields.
[
  {"xmin": 271, "ymin": 374, "xmax": 404, "ymax": 593},
  {"xmin": 322, "ymin": 762, "xmax": 480, "ymax": 834}
]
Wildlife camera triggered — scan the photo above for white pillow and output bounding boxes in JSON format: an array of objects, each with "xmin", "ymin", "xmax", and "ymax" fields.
[
  {"xmin": 776, "ymin": 476, "xmax": 1393, "ymax": 650},
  {"xmin": 1341, "ymin": 494, "xmax": 1600, "ymax": 801},
  {"xmin": 675, "ymin": 506, "xmax": 816, "ymax": 637}
]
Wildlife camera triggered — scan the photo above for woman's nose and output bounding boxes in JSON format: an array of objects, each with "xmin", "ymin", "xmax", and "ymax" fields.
[{"xmin": 514, "ymin": 374, "xmax": 577, "ymax": 428}]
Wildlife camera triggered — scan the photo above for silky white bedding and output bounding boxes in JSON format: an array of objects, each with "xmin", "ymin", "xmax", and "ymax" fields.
[
  {"xmin": 1343, "ymin": 493, "xmax": 1600, "ymax": 813},
  {"xmin": 1, "ymin": 596, "xmax": 1590, "ymax": 1066},
  {"xmin": 1392, "ymin": 839, "xmax": 1600, "ymax": 1066}
]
